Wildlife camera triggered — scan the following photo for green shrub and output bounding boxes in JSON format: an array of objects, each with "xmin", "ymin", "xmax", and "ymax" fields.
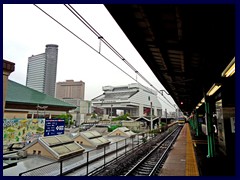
[{"xmin": 112, "ymin": 113, "xmax": 130, "ymax": 121}]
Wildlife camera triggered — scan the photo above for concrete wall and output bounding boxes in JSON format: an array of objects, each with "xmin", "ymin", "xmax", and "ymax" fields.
[
  {"xmin": 122, "ymin": 121, "xmax": 141, "ymax": 131},
  {"xmin": 26, "ymin": 143, "xmax": 55, "ymax": 160},
  {"xmin": 74, "ymin": 136, "xmax": 93, "ymax": 147},
  {"xmin": 4, "ymin": 111, "xmax": 28, "ymax": 119},
  {"xmin": 108, "ymin": 129, "xmax": 126, "ymax": 136}
]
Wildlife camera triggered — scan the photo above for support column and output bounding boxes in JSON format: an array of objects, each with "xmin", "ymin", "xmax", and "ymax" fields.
[
  {"xmin": 154, "ymin": 107, "xmax": 157, "ymax": 117},
  {"xmin": 205, "ymin": 96, "xmax": 216, "ymax": 158},
  {"xmin": 195, "ymin": 111, "xmax": 199, "ymax": 136},
  {"xmin": 139, "ymin": 104, "xmax": 143, "ymax": 117},
  {"xmin": 103, "ymin": 109, "xmax": 107, "ymax": 115}
]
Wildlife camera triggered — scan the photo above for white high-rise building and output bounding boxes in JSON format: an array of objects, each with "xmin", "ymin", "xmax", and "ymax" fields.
[{"xmin": 26, "ymin": 44, "xmax": 58, "ymax": 97}]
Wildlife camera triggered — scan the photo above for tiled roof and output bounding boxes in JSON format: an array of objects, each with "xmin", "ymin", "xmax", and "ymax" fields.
[
  {"xmin": 118, "ymin": 127, "xmax": 136, "ymax": 137},
  {"xmin": 41, "ymin": 135, "xmax": 74, "ymax": 146},
  {"xmin": 6, "ymin": 80, "xmax": 76, "ymax": 108},
  {"xmin": 81, "ymin": 131, "xmax": 102, "ymax": 139},
  {"xmin": 107, "ymin": 127, "xmax": 136, "ymax": 137},
  {"xmin": 37, "ymin": 135, "xmax": 84, "ymax": 160},
  {"xmin": 76, "ymin": 130, "xmax": 110, "ymax": 148}
]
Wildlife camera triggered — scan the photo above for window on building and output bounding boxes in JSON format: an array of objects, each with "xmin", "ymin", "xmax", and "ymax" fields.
[{"xmin": 27, "ymin": 114, "xmax": 32, "ymax": 118}]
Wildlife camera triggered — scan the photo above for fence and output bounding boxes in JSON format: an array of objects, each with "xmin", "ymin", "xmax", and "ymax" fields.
[
  {"xmin": 19, "ymin": 123, "xmax": 178, "ymax": 176},
  {"xmin": 19, "ymin": 132, "xmax": 154, "ymax": 176}
]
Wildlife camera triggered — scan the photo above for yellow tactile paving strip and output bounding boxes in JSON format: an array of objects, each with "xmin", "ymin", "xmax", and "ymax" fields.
[{"xmin": 185, "ymin": 123, "xmax": 199, "ymax": 176}]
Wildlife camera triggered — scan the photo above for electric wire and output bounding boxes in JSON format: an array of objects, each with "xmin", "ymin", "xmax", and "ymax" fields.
[
  {"xmin": 33, "ymin": 4, "xmax": 157, "ymax": 102},
  {"xmin": 33, "ymin": 4, "xmax": 137, "ymax": 84},
  {"xmin": 34, "ymin": 4, "xmax": 176, "ymax": 109},
  {"xmin": 64, "ymin": 4, "xmax": 176, "ymax": 109}
]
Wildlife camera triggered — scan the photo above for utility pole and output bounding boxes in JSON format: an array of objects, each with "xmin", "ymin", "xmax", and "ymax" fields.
[
  {"xmin": 37, "ymin": 104, "xmax": 39, "ymax": 118},
  {"xmin": 165, "ymin": 109, "xmax": 167, "ymax": 125},
  {"xmin": 150, "ymin": 102, "xmax": 153, "ymax": 130},
  {"xmin": 110, "ymin": 104, "xmax": 113, "ymax": 125}
]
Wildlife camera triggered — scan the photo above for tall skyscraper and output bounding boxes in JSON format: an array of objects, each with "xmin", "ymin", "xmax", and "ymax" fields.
[
  {"xmin": 26, "ymin": 44, "xmax": 58, "ymax": 97},
  {"xmin": 56, "ymin": 80, "xmax": 85, "ymax": 101}
]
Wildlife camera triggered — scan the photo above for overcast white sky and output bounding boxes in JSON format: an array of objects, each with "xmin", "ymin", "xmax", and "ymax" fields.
[{"xmin": 3, "ymin": 4, "xmax": 177, "ymax": 111}]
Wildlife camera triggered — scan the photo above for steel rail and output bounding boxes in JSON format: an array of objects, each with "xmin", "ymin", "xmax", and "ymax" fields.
[{"xmin": 124, "ymin": 126, "xmax": 182, "ymax": 176}]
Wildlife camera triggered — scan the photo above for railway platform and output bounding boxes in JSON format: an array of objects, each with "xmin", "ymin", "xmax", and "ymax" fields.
[
  {"xmin": 160, "ymin": 123, "xmax": 235, "ymax": 176},
  {"xmin": 160, "ymin": 123, "xmax": 199, "ymax": 176}
]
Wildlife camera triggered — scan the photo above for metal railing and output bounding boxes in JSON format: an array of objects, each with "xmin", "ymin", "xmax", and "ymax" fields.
[
  {"xmin": 19, "ymin": 124, "xmax": 178, "ymax": 176},
  {"xmin": 19, "ymin": 132, "xmax": 152, "ymax": 176}
]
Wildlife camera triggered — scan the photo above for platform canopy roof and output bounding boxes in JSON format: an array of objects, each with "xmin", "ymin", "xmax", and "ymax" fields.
[{"xmin": 105, "ymin": 4, "xmax": 235, "ymax": 114}]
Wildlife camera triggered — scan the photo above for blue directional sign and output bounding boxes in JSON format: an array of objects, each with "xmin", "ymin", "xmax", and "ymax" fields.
[{"xmin": 44, "ymin": 119, "xmax": 65, "ymax": 136}]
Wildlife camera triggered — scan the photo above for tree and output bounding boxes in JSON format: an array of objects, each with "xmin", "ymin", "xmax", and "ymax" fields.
[{"xmin": 56, "ymin": 114, "xmax": 73, "ymax": 127}]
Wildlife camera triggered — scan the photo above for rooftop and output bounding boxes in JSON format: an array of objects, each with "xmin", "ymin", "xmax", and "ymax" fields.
[
  {"xmin": 23, "ymin": 134, "xmax": 85, "ymax": 160},
  {"xmin": 6, "ymin": 80, "xmax": 76, "ymax": 110}
]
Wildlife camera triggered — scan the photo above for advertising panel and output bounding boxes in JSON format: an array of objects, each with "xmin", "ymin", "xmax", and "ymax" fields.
[
  {"xmin": 44, "ymin": 119, "xmax": 65, "ymax": 136},
  {"xmin": 3, "ymin": 118, "xmax": 45, "ymax": 146}
]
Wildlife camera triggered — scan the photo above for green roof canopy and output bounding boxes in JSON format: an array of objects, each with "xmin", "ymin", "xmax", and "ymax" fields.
[{"xmin": 6, "ymin": 80, "xmax": 76, "ymax": 109}]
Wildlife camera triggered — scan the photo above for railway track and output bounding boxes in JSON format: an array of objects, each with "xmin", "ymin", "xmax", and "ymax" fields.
[
  {"xmin": 90, "ymin": 125, "xmax": 182, "ymax": 176},
  {"xmin": 125, "ymin": 126, "xmax": 181, "ymax": 176}
]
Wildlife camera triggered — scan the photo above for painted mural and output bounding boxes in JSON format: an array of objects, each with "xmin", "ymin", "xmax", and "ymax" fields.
[{"xmin": 3, "ymin": 118, "xmax": 45, "ymax": 146}]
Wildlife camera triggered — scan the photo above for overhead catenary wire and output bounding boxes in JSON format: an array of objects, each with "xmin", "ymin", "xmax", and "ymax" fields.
[
  {"xmin": 34, "ymin": 4, "xmax": 176, "ymax": 109},
  {"xmin": 33, "ymin": 4, "xmax": 137, "ymax": 83},
  {"xmin": 64, "ymin": 4, "xmax": 176, "ymax": 109},
  {"xmin": 157, "ymin": 96, "xmax": 174, "ymax": 109},
  {"xmin": 33, "ymin": 4, "xmax": 151, "ymax": 95},
  {"xmin": 64, "ymin": 4, "xmax": 150, "ymax": 85}
]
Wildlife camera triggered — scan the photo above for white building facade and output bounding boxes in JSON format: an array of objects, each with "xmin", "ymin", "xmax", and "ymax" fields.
[
  {"xmin": 63, "ymin": 99, "xmax": 91, "ymax": 126},
  {"xmin": 92, "ymin": 83, "xmax": 162, "ymax": 118}
]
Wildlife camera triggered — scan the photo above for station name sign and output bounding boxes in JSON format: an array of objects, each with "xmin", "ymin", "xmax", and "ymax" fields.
[{"xmin": 44, "ymin": 119, "xmax": 65, "ymax": 136}]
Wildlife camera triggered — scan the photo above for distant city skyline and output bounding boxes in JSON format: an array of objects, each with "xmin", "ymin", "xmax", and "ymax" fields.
[{"xmin": 3, "ymin": 4, "xmax": 177, "ymax": 111}]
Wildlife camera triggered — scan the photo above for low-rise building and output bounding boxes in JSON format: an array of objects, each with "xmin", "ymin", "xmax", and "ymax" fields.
[
  {"xmin": 4, "ymin": 80, "xmax": 76, "ymax": 119},
  {"xmin": 107, "ymin": 127, "xmax": 136, "ymax": 138},
  {"xmin": 73, "ymin": 130, "xmax": 110, "ymax": 149},
  {"xmin": 22, "ymin": 134, "xmax": 85, "ymax": 160}
]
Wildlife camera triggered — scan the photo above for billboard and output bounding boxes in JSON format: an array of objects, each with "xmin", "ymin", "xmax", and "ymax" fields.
[
  {"xmin": 3, "ymin": 118, "xmax": 45, "ymax": 146},
  {"xmin": 44, "ymin": 119, "xmax": 65, "ymax": 136}
]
